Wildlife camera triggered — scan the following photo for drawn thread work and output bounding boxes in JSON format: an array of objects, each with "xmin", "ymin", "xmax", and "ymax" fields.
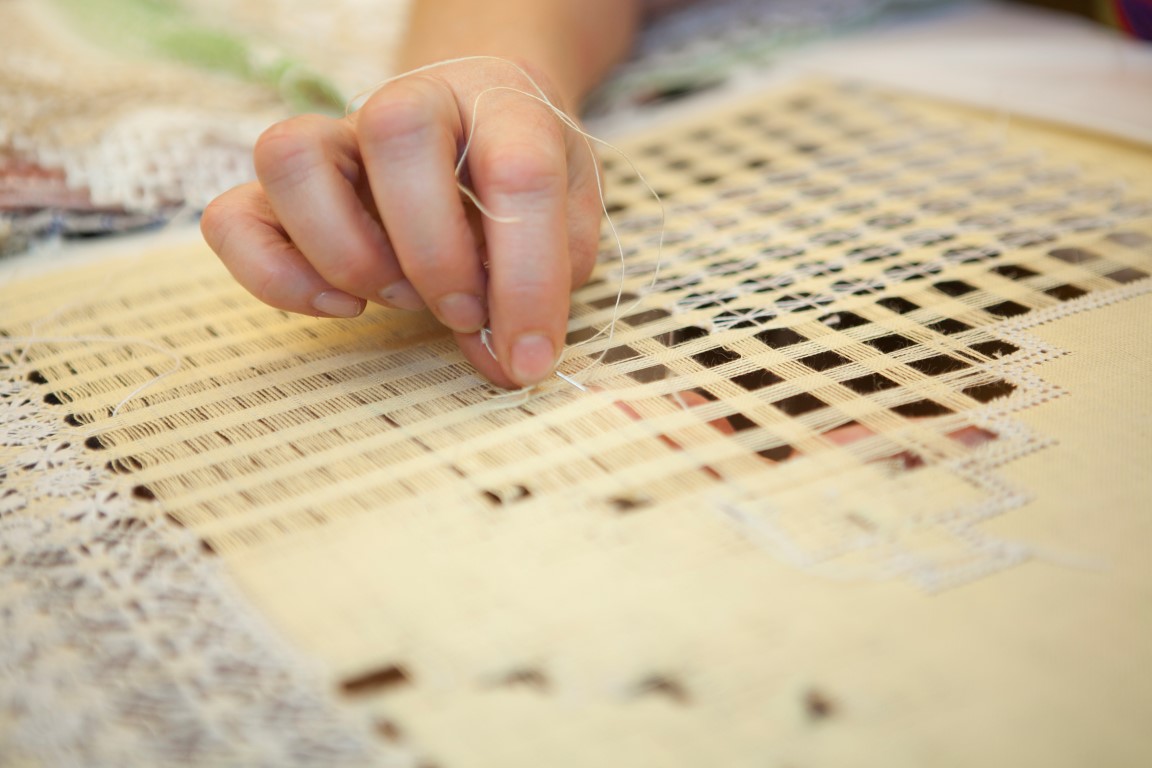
[
  {"xmin": 3, "ymin": 82, "xmax": 1150, "ymax": 591},
  {"xmin": 3, "ymin": 79, "xmax": 1152, "ymax": 766}
]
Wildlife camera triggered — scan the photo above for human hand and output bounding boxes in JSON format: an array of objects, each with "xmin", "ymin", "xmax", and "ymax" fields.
[{"xmin": 201, "ymin": 57, "xmax": 603, "ymax": 389}]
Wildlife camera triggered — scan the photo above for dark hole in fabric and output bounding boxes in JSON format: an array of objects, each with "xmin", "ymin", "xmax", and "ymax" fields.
[
  {"xmin": 842, "ymin": 373, "xmax": 900, "ymax": 394},
  {"xmin": 773, "ymin": 392, "xmax": 827, "ymax": 416},
  {"xmin": 963, "ymin": 380, "xmax": 1018, "ymax": 402},
  {"xmin": 865, "ymin": 334, "xmax": 916, "ymax": 353}
]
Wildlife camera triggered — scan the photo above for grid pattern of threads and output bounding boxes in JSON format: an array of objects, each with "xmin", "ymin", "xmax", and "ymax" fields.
[
  {"xmin": 3, "ymin": 82, "xmax": 1151, "ymax": 593},
  {"xmin": 0, "ymin": 355, "xmax": 399, "ymax": 765},
  {"xmin": 5, "ymin": 78, "xmax": 1152, "ymax": 766}
]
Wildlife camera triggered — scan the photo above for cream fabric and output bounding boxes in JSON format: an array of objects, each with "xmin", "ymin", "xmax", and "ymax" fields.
[{"xmin": 3, "ymin": 81, "xmax": 1150, "ymax": 767}]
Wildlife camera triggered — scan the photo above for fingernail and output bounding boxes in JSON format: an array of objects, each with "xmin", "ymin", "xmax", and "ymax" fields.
[
  {"xmin": 379, "ymin": 279, "xmax": 426, "ymax": 311},
  {"xmin": 436, "ymin": 293, "xmax": 487, "ymax": 333},
  {"xmin": 311, "ymin": 290, "xmax": 365, "ymax": 318},
  {"xmin": 510, "ymin": 333, "xmax": 556, "ymax": 386}
]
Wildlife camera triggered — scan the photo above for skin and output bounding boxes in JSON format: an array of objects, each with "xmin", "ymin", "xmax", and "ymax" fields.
[{"xmin": 201, "ymin": 0, "xmax": 643, "ymax": 389}]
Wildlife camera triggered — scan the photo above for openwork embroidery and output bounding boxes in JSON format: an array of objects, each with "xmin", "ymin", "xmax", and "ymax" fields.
[
  {"xmin": 3, "ymin": 81, "xmax": 1151, "ymax": 764},
  {"xmin": 0, "ymin": 352, "xmax": 398, "ymax": 765}
]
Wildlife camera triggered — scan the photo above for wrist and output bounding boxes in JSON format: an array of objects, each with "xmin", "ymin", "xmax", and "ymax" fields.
[{"xmin": 396, "ymin": 0, "xmax": 639, "ymax": 110}]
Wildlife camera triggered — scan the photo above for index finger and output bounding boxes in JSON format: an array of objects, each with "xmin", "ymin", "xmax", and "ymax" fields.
[{"xmin": 468, "ymin": 89, "xmax": 572, "ymax": 388}]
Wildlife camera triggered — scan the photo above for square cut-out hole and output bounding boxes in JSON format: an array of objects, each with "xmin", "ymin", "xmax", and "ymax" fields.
[
  {"xmin": 670, "ymin": 325, "xmax": 709, "ymax": 346},
  {"xmin": 969, "ymin": 339, "xmax": 1019, "ymax": 358},
  {"xmin": 985, "ymin": 300, "xmax": 1030, "ymax": 318},
  {"xmin": 842, "ymin": 372, "xmax": 900, "ymax": 394},
  {"xmin": 603, "ymin": 345, "xmax": 641, "ymax": 364},
  {"xmin": 992, "ymin": 264, "xmax": 1039, "ymax": 280},
  {"xmin": 934, "ymin": 280, "xmax": 977, "ymax": 297},
  {"xmin": 566, "ymin": 327, "xmax": 599, "ymax": 345},
  {"xmin": 726, "ymin": 412, "xmax": 760, "ymax": 432},
  {"xmin": 800, "ymin": 350, "xmax": 852, "ymax": 372},
  {"xmin": 1106, "ymin": 267, "xmax": 1149, "ymax": 284},
  {"xmin": 876, "ymin": 296, "xmax": 919, "ymax": 314},
  {"xmin": 906, "ymin": 354, "xmax": 971, "ymax": 376},
  {"xmin": 1044, "ymin": 284, "xmax": 1089, "ymax": 301},
  {"xmin": 819, "ymin": 311, "xmax": 869, "ymax": 330},
  {"xmin": 755, "ymin": 327, "xmax": 807, "ymax": 349},
  {"xmin": 588, "ymin": 292, "xmax": 637, "ymax": 310},
  {"xmin": 926, "ymin": 318, "xmax": 973, "ymax": 335},
  {"xmin": 627, "ymin": 364, "xmax": 669, "ymax": 384},
  {"xmin": 773, "ymin": 392, "xmax": 828, "ymax": 416},
  {"xmin": 624, "ymin": 308, "xmax": 671, "ymax": 326},
  {"xmin": 963, "ymin": 379, "xmax": 1017, "ymax": 402},
  {"xmin": 694, "ymin": 346, "xmax": 741, "ymax": 368},
  {"xmin": 732, "ymin": 369, "xmax": 784, "ymax": 391},
  {"xmin": 1048, "ymin": 247, "xmax": 1099, "ymax": 264},
  {"xmin": 865, "ymin": 334, "xmax": 916, "ymax": 353},
  {"xmin": 759, "ymin": 444, "xmax": 795, "ymax": 462},
  {"xmin": 892, "ymin": 399, "xmax": 953, "ymax": 417}
]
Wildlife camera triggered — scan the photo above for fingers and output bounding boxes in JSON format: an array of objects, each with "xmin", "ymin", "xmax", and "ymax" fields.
[
  {"xmin": 466, "ymin": 88, "xmax": 575, "ymax": 387},
  {"xmin": 454, "ymin": 157, "xmax": 597, "ymax": 392},
  {"xmin": 208, "ymin": 61, "xmax": 606, "ymax": 391},
  {"xmin": 357, "ymin": 76, "xmax": 491, "ymax": 335},
  {"xmin": 252, "ymin": 115, "xmax": 419, "ymax": 310},
  {"xmin": 201, "ymin": 182, "xmax": 366, "ymax": 318},
  {"xmin": 454, "ymin": 330, "xmax": 518, "ymax": 390}
]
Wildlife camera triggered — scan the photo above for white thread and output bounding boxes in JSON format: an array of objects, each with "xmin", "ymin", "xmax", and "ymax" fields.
[
  {"xmin": 463, "ymin": 83, "xmax": 667, "ymax": 386},
  {"xmin": 2, "ymin": 335, "xmax": 183, "ymax": 417},
  {"xmin": 4, "ymin": 205, "xmax": 196, "ymax": 420},
  {"xmin": 479, "ymin": 326, "xmax": 497, "ymax": 360},
  {"xmin": 553, "ymin": 371, "xmax": 589, "ymax": 392}
]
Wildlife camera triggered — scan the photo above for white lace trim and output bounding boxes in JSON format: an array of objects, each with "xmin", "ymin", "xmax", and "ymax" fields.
[{"xmin": 0, "ymin": 353, "xmax": 405, "ymax": 766}]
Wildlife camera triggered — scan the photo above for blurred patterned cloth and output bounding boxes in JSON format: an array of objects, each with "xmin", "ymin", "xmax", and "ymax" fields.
[
  {"xmin": 0, "ymin": 0, "xmax": 949, "ymax": 256},
  {"xmin": 0, "ymin": 0, "xmax": 405, "ymax": 255},
  {"xmin": 2, "ymin": 0, "xmax": 1143, "ymax": 258}
]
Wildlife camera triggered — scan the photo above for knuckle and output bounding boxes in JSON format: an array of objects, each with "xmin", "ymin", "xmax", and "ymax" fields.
[
  {"xmin": 253, "ymin": 118, "xmax": 326, "ymax": 187},
  {"xmin": 358, "ymin": 80, "xmax": 445, "ymax": 147},
  {"xmin": 478, "ymin": 142, "xmax": 566, "ymax": 200},
  {"xmin": 249, "ymin": 257, "xmax": 294, "ymax": 308},
  {"xmin": 199, "ymin": 196, "xmax": 229, "ymax": 249},
  {"xmin": 320, "ymin": 254, "xmax": 379, "ymax": 293},
  {"xmin": 199, "ymin": 192, "xmax": 248, "ymax": 259},
  {"xmin": 199, "ymin": 185, "xmax": 268, "ymax": 257}
]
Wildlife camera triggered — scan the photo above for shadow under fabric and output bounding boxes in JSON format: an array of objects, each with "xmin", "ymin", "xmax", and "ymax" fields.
[{"xmin": 3, "ymin": 81, "xmax": 1151, "ymax": 767}]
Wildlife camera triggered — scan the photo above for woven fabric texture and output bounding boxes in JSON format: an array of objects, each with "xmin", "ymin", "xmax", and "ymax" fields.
[{"xmin": 3, "ymin": 80, "xmax": 1151, "ymax": 766}]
